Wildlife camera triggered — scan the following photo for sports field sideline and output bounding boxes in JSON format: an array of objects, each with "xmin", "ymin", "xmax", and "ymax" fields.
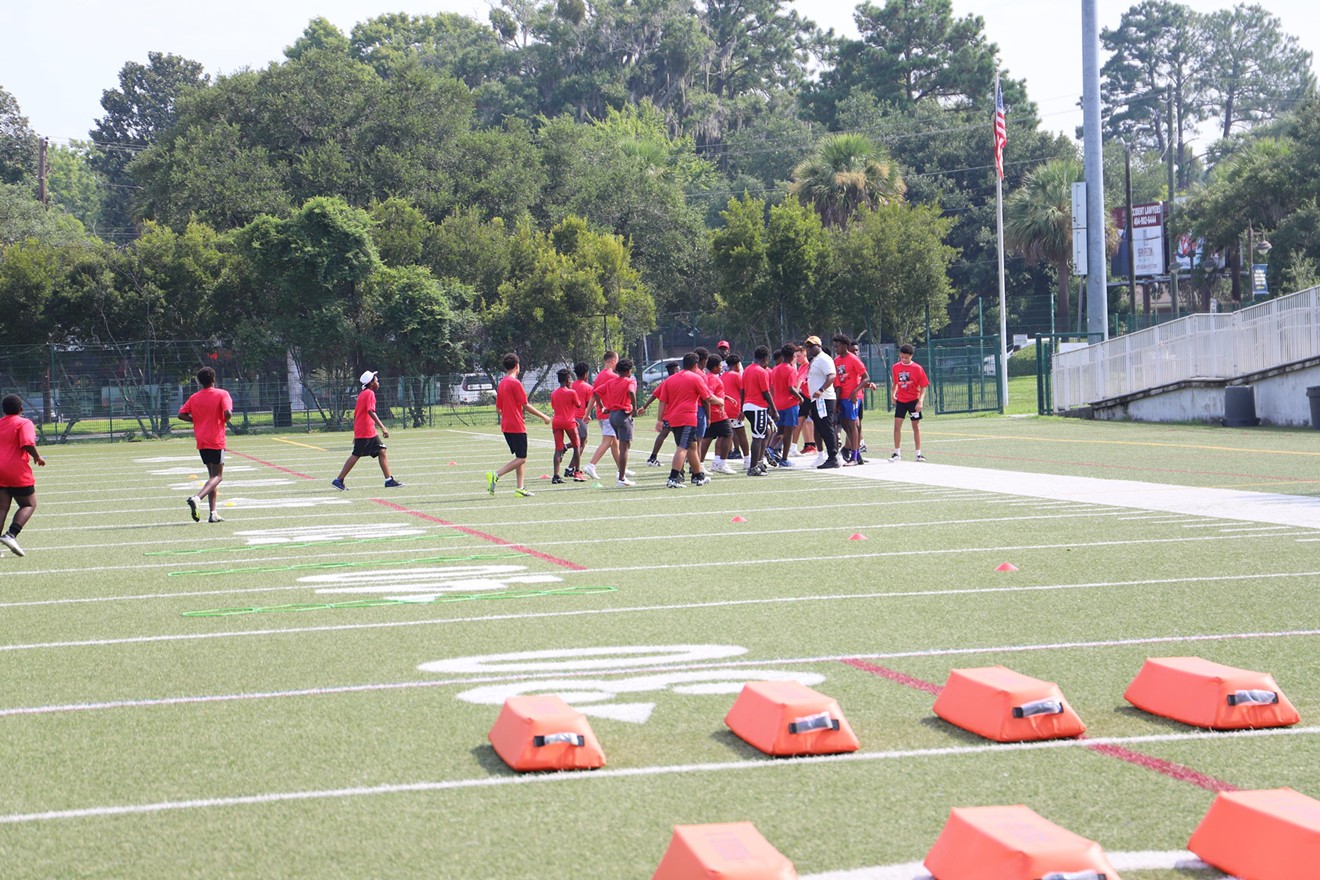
[{"xmin": 2, "ymin": 415, "xmax": 1318, "ymax": 879}]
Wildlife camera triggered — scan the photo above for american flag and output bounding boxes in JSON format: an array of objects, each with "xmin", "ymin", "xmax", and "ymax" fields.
[{"xmin": 994, "ymin": 79, "xmax": 1007, "ymax": 180}]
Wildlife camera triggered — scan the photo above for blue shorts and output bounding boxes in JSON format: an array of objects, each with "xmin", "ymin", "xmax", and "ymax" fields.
[
  {"xmin": 696, "ymin": 407, "xmax": 708, "ymax": 436},
  {"xmin": 837, "ymin": 399, "xmax": 859, "ymax": 421},
  {"xmin": 777, "ymin": 405, "xmax": 799, "ymax": 427}
]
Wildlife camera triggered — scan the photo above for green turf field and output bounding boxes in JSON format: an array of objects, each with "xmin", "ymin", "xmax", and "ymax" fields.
[{"xmin": 2, "ymin": 415, "xmax": 1318, "ymax": 879}]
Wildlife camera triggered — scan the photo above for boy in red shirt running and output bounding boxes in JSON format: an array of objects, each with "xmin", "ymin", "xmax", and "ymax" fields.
[
  {"xmin": 178, "ymin": 367, "xmax": 235, "ymax": 523},
  {"xmin": 331, "ymin": 370, "xmax": 402, "ymax": 492},
  {"xmin": 889, "ymin": 344, "xmax": 930, "ymax": 462},
  {"xmin": 0, "ymin": 394, "xmax": 47, "ymax": 556},
  {"xmin": 549, "ymin": 367, "xmax": 583, "ymax": 484},
  {"xmin": 486, "ymin": 353, "xmax": 551, "ymax": 497},
  {"xmin": 654, "ymin": 352, "xmax": 720, "ymax": 488},
  {"xmin": 600, "ymin": 358, "xmax": 638, "ymax": 487}
]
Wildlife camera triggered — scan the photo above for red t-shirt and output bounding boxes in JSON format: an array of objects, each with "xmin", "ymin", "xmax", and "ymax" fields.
[
  {"xmin": 721, "ymin": 370, "xmax": 742, "ymax": 415},
  {"xmin": 657, "ymin": 369, "xmax": 709, "ymax": 427},
  {"xmin": 349, "ymin": 387, "xmax": 377, "ymax": 439},
  {"xmin": 601, "ymin": 375, "xmax": 637, "ymax": 413},
  {"xmin": 796, "ymin": 362, "xmax": 810, "ymax": 398},
  {"xmin": 0, "ymin": 414, "xmax": 38, "ymax": 487},
  {"xmin": 572, "ymin": 379, "xmax": 593, "ymax": 420},
  {"xmin": 769, "ymin": 363, "xmax": 801, "ymax": 410},
  {"xmin": 590, "ymin": 368, "xmax": 617, "ymax": 419},
  {"xmin": 550, "ymin": 386, "xmax": 582, "ymax": 429},
  {"xmin": 891, "ymin": 360, "xmax": 929, "ymax": 403},
  {"xmin": 705, "ymin": 370, "xmax": 727, "ymax": 421},
  {"xmin": 835, "ymin": 352, "xmax": 868, "ymax": 399},
  {"xmin": 179, "ymin": 386, "xmax": 233, "ymax": 449},
  {"xmin": 497, "ymin": 375, "xmax": 528, "ymax": 433},
  {"xmin": 741, "ymin": 363, "xmax": 772, "ymax": 409}
]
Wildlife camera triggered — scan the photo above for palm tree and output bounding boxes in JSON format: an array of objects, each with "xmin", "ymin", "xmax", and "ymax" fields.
[
  {"xmin": 1003, "ymin": 157, "xmax": 1084, "ymax": 327},
  {"xmin": 790, "ymin": 133, "xmax": 906, "ymax": 228}
]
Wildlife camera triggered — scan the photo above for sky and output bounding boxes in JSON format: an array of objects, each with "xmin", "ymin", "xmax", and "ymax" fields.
[{"xmin": 2, "ymin": 0, "xmax": 1317, "ymax": 152}]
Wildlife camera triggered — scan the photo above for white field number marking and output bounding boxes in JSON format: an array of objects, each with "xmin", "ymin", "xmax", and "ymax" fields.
[
  {"xmin": 302, "ymin": 564, "xmax": 562, "ymax": 602},
  {"xmin": 423, "ymin": 645, "xmax": 825, "ymax": 724},
  {"xmin": 236, "ymin": 523, "xmax": 426, "ymax": 545}
]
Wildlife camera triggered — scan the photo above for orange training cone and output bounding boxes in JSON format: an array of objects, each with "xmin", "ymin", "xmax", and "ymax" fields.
[
  {"xmin": 652, "ymin": 822, "xmax": 797, "ymax": 880},
  {"xmin": 488, "ymin": 695, "xmax": 606, "ymax": 772},
  {"xmin": 724, "ymin": 681, "xmax": 860, "ymax": 757},
  {"xmin": 924, "ymin": 805, "xmax": 1122, "ymax": 880},
  {"xmin": 849, "ymin": 533, "xmax": 868, "ymax": 541},
  {"xmin": 1124, "ymin": 657, "xmax": 1300, "ymax": 729},
  {"xmin": 932, "ymin": 666, "xmax": 1086, "ymax": 742},
  {"xmin": 1188, "ymin": 788, "xmax": 1320, "ymax": 879},
  {"xmin": 448, "ymin": 461, "xmax": 458, "ymax": 466},
  {"xmin": 995, "ymin": 562, "xmax": 1019, "ymax": 572}
]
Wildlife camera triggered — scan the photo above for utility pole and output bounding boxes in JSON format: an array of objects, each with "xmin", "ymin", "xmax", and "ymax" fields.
[
  {"xmin": 1081, "ymin": 0, "xmax": 1108, "ymax": 342},
  {"xmin": 38, "ymin": 137, "xmax": 49, "ymax": 208},
  {"xmin": 1166, "ymin": 87, "xmax": 1179, "ymax": 317}
]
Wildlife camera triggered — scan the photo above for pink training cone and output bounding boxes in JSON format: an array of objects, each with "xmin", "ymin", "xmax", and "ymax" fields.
[
  {"xmin": 849, "ymin": 533, "xmax": 868, "ymax": 541},
  {"xmin": 539, "ymin": 474, "xmax": 550, "ymax": 479},
  {"xmin": 732, "ymin": 516, "xmax": 748, "ymax": 523},
  {"xmin": 995, "ymin": 563, "xmax": 1019, "ymax": 572},
  {"xmin": 448, "ymin": 461, "xmax": 458, "ymax": 466}
]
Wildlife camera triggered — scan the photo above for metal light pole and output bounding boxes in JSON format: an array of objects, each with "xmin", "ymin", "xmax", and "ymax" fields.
[
  {"xmin": 1082, "ymin": 0, "xmax": 1109, "ymax": 341},
  {"xmin": 1123, "ymin": 141, "xmax": 1136, "ymax": 322}
]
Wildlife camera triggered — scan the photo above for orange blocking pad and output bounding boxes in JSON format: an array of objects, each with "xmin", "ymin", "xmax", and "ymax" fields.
[
  {"xmin": 924, "ymin": 805, "xmax": 1121, "ymax": 880},
  {"xmin": 724, "ymin": 681, "xmax": 860, "ymax": 756},
  {"xmin": 1124, "ymin": 657, "xmax": 1300, "ymax": 729},
  {"xmin": 932, "ymin": 666, "xmax": 1086, "ymax": 743},
  {"xmin": 1188, "ymin": 788, "xmax": 1320, "ymax": 879},
  {"xmin": 652, "ymin": 822, "xmax": 797, "ymax": 880},
  {"xmin": 487, "ymin": 695, "xmax": 606, "ymax": 772}
]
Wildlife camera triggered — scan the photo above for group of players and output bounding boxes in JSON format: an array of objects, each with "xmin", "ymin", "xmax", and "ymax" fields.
[{"xmin": 484, "ymin": 335, "xmax": 929, "ymax": 496}]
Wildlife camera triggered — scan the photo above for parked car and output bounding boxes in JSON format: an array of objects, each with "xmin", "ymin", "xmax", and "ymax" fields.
[
  {"xmin": 451, "ymin": 374, "xmax": 495, "ymax": 404},
  {"xmin": 641, "ymin": 358, "xmax": 683, "ymax": 388}
]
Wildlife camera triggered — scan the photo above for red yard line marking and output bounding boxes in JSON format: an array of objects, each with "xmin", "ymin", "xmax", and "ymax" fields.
[
  {"xmin": 841, "ymin": 658, "xmax": 1240, "ymax": 792},
  {"xmin": 371, "ymin": 499, "xmax": 588, "ymax": 571},
  {"xmin": 842, "ymin": 658, "xmax": 943, "ymax": 695},
  {"xmin": 228, "ymin": 451, "xmax": 315, "ymax": 481},
  {"xmin": 1081, "ymin": 741, "xmax": 1238, "ymax": 792}
]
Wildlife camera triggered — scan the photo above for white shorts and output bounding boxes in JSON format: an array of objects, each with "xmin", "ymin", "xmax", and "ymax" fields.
[{"xmin": 598, "ymin": 416, "xmax": 616, "ymax": 438}]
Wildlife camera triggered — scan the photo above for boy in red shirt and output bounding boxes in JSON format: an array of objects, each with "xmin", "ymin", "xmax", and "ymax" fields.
[
  {"xmin": 739, "ymin": 346, "xmax": 778, "ymax": 475},
  {"xmin": 331, "ymin": 370, "xmax": 403, "ymax": 492},
  {"xmin": 0, "ymin": 394, "xmax": 47, "ymax": 556},
  {"xmin": 654, "ymin": 352, "xmax": 720, "ymax": 488},
  {"xmin": 833, "ymin": 334, "xmax": 870, "ymax": 465},
  {"xmin": 699, "ymin": 353, "xmax": 736, "ymax": 474},
  {"xmin": 178, "ymin": 366, "xmax": 235, "ymax": 523},
  {"xmin": 600, "ymin": 358, "xmax": 638, "ymax": 487},
  {"xmin": 549, "ymin": 367, "xmax": 583, "ymax": 484},
  {"xmin": 486, "ymin": 352, "xmax": 551, "ymax": 497},
  {"xmin": 569, "ymin": 361, "xmax": 593, "ymax": 480},
  {"xmin": 583, "ymin": 350, "xmax": 620, "ymax": 480},
  {"xmin": 722, "ymin": 353, "xmax": 750, "ymax": 461},
  {"xmin": 889, "ymin": 343, "xmax": 930, "ymax": 462},
  {"xmin": 639, "ymin": 361, "xmax": 680, "ymax": 466},
  {"xmin": 770, "ymin": 343, "xmax": 805, "ymax": 466}
]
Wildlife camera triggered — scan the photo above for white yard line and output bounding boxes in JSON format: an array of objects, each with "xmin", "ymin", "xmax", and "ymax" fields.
[
  {"xmin": 5, "ymin": 625, "xmax": 1314, "ymax": 717},
  {"xmin": 1, "ymin": 726, "xmax": 1315, "ymax": 826}
]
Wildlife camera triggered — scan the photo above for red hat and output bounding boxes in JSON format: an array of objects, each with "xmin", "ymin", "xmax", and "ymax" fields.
[{"xmin": 717, "ymin": 340, "xmax": 730, "ymax": 348}]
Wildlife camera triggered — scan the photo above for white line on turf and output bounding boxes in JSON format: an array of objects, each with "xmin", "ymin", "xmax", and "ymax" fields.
[
  {"xmin": 800, "ymin": 851, "xmax": 1216, "ymax": 880},
  {"xmin": 1, "ymin": 726, "xmax": 1315, "ymax": 825},
  {"xmin": 5, "ymin": 625, "xmax": 1314, "ymax": 707}
]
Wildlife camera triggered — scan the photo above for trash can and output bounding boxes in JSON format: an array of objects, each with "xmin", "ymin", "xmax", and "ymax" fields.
[
  {"xmin": 1307, "ymin": 386, "xmax": 1320, "ymax": 429},
  {"xmin": 1222, "ymin": 385, "xmax": 1260, "ymax": 427}
]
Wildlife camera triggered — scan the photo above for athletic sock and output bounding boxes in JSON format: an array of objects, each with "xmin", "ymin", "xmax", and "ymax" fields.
[
  {"xmin": 669, "ymin": 469, "xmax": 681, "ymax": 481},
  {"xmin": 6, "ymin": 523, "xmax": 22, "ymax": 537}
]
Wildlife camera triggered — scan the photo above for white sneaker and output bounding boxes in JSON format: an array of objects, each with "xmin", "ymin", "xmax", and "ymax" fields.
[
  {"xmin": 666, "ymin": 478, "xmax": 685, "ymax": 488},
  {"xmin": 583, "ymin": 463, "xmax": 598, "ymax": 479},
  {"xmin": 888, "ymin": 451, "xmax": 901, "ymax": 462},
  {"xmin": 616, "ymin": 478, "xmax": 635, "ymax": 487},
  {"xmin": 208, "ymin": 513, "xmax": 225, "ymax": 523},
  {"xmin": 712, "ymin": 462, "xmax": 737, "ymax": 475},
  {"xmin": 812, "ymin": 453, "xmax": 826, "ymax": 467},
  {"xmin": 624, "ymin": 468, "xmax": 636, "ymax": 478},
  {"xmin": 915, "ymin": 451, "xmax": 926, "ymax": 462},
  {"xmin": 0, "ymin": 534, "xmax": 24, "ymax": 556},
  {"xmin": 789, "ymin": 446, "xmax": 801, "ymax": 457}
]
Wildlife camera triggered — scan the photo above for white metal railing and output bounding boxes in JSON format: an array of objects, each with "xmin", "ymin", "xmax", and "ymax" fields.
[{"xmin": 1052, "ymin": 286, "xmax": 1320, "ymax": 410}]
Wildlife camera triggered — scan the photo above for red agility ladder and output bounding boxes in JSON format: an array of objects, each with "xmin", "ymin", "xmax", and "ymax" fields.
[
  {"xmin": 924, "ymin": 805, "xmax": 1122, "ymax": 880},
  {"xmin": 932, "ymin": 666, "xmax": 1086, "ymax": 742},
  {"xmin": 652, "ymin": 822, "xmax": 797, "ymax": 880},
  {"xmin": 1188, "ymin": 788, "xmax": 1320, "ymax": 879},
  {"xmin": 1124, "ymin": 657, "xmax": 1300, "ymax": 729},
  {"xmin": 487, "ymin": 695, "xmax": 606, "ymax": 772}
]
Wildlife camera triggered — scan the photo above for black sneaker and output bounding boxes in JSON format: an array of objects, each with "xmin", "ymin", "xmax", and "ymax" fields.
[
  {"xmin": 384, "ymin": 477, "xmax": 403, "ymax": 488},
  {"xmin": 692, "ymin": 473, "xmax": 711, "ymax": 486},
  {"xmin": 817, "ymin": 458, "xmax": 841, "ymax": 469},
  {"xmin": 728, "ymin": 450, "xmax": 743, "ymax": 460},
  {"xmin": 551, "ymin": 475, "xmax": 565, "ymax": 484},
  {"xmin": 186, "ymin": 496, "xmax": 200, "ymax": 522}
]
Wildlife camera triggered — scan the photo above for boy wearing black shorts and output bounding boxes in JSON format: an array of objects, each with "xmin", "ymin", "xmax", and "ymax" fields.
[
  {"xmin": 0, "ymin": 394, "xmax": 46, "ymax": 556},
  {"xmin": 486, "ymin": 353, "xmax": 551, "ymax": 497},
  {"xmin": 332, "ymin": 370, "xmax": 402, "ymax": 491},
  {"xmin": 179, "ymin": 366, "xmax": 235, "ymax": 522}
]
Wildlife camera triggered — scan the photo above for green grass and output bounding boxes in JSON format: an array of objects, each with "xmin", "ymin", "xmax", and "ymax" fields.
[{"xmin": 2, "ymin": 414, "xmax": 1318, "ymax": 878}]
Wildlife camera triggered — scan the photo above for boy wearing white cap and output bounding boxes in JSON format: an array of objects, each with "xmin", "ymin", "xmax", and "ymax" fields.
[{"xmin": 331, "ymin": 370, "xmax": 403, "ymax": 490}]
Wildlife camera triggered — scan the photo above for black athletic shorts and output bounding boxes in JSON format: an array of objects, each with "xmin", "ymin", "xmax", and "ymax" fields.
[
  {"xmin": 0, "ymin": 485, "xmax": 35, "ymax": 498},
  {"xmin": 352, "ymin": 437, "xmax": 384, "ymax": 458},
  {"xmin": 704, "ymin": 418, "xmax": 732, "ymax": 439},
  {"xmin": 608, "ymin": 409, "xmax": 634, "ymax": 442},
  {"xmin": 503, "ymin": 431, "xmax": 529, "ymax": 459},
  {"xmin": 198, "ymin": 448, "xmax": 225, "ymax": 466},
  {"xmin": 894, "ymin": 400, "xmax": 923, "ymax": 420},
  {"xmin": 742, "ymin": 407, "xmax": 769, "ymax": 439},
  {"xmin": 671, "ymin": 425, "xmax": 698, "ymax": 450}
]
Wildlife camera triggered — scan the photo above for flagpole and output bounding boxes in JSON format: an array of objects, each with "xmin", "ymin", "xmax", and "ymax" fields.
[{"xmin": 995, "ymin": 74, "xmax": 1009, "ymax": 407}]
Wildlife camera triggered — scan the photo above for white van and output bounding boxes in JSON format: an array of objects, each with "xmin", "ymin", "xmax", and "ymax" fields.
[{"xmin": 451, "ymin": 374, "xmax": 495, "ymax": 404}]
